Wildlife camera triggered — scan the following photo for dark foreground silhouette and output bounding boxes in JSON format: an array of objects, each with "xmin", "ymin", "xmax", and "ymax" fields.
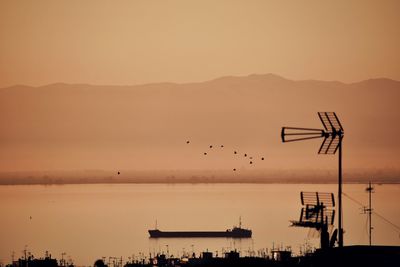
[{"xmin": 7, "ymin": 246, "xmax": 400, "ymax": 267}]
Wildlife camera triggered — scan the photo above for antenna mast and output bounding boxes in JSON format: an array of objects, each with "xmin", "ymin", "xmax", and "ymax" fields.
[
  {"xmin": 282, "ymin": 112, "xmax": 344, "ymax": 247},
  {"xmin": 365, "ymin": 181, "xmax": 374, "ymax": 246}
]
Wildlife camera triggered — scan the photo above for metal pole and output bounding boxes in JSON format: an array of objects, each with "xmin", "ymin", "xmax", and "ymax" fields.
[
  {"xmin": 338, "ymin": 137, "xmax": 343, "ymax": 247},
  {"xmin": 368, "ymin": 181, "xmax": 372, "ymax": 246}
]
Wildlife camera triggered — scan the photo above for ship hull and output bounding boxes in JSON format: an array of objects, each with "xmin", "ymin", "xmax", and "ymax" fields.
[{"xmin": 148, "ymin": 229, "xmax": 252, "ymax": 238}]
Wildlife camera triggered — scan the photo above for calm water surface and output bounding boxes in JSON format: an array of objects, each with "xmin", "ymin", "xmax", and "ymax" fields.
[{"xmin": 0, "ymin": 183, "xmax": 399, "ymax": 265}]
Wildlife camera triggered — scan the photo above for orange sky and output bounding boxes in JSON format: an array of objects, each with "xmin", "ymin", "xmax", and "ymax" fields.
[
  {"xmin": 1, "ymin": 0, "xmax": 400, "ymax": 88},
  {"xmin": 1, "ymin": 1, "xmax": 400, "ymax": 176}
]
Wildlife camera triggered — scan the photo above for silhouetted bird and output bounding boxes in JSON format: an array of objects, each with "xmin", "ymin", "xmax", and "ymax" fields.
[
  {"xmin": 186, "ymin": 141, "xmax": 190, "ymax": 144},
  {"xmin": 250, "ymin": 161, "xmax": 253, "ymax": 164},
  {"xmin": 221, "ymin": 145, "xmax": 224, "ymax": 148},
  {"xmin": 261, "ymin": 157, "xmax": 265, "ymax": 160},
  {"xmin": 204, "ymin": 152, "xmax": 207, "ymax": 155},
  {"xmin": 233, "ymin": 168, "xmax": 236, "ymax": 171},
  {"xmin": 117, "ymin": 171, "xmax": 120, "ymax": 175},
  {"xmin": 244, "ymin": 154, "xmax": 247, "ymax": 157},
  {"xmin": 209, "ymin": 145, "xmax": 213, "ymax": 148},
  {"xmin": 234, "ymin": 151, "xmax": 237, "ymax": 154}
]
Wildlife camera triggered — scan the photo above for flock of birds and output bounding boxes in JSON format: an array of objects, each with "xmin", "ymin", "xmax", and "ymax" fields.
[
  {"xmin": 115, "ymin": 140, "xmax": 266, "ymax": 176},
  {"xmin": 186, "ymin": 140, "xmax": 265, "ymax": 172}
]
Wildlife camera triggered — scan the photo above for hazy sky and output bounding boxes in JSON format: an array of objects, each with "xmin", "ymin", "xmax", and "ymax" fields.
[{"xmin": 1, "ymin": 0, "xmax": 400, "ymax": 88}]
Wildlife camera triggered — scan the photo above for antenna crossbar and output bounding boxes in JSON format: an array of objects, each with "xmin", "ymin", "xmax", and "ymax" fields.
[
  {"xmin": 318, "ymin": 112, "xmax": 344, "ymax": 133},
  {"xmin": 319, "ymin": 136, "xmax": 340, "ymax": 154},
  {"xmin": 281, "ymin": 127, "xmax": 324, "ymax": 143},
  {"xmin": 301, "ymin": 192, "xmax": 335, "ymax": 207}
]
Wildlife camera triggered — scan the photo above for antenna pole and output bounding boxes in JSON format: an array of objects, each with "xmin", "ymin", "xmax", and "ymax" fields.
[
  {"xmin": 369, "ymin": 181, "xmax": 372, "ymax": 246},
  {"xmin": 338, "ymin": 137, "xmax": 343, "ymax": 247},
  {"xmin": 366, "ymin": 181, "xmax": 374, "ymax": 246}
]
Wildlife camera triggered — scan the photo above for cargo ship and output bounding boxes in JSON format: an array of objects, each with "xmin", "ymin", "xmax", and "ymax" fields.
[{"xmin": 148, "ymin": 218, "xmax": 252, "ymax": 238}]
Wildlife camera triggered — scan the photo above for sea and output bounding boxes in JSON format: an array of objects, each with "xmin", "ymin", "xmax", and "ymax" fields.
[{"xmin": 0, "ymin": 183, "xmax": 399, "ymax": 266}]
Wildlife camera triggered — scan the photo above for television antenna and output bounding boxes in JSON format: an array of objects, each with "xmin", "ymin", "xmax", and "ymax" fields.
[
  {"xmin": 291, "ymin": 192, "xmax": 336, "ymax": 249},
  {"xmin": 281, "ymin": 112, "xmax": 344, "ymax": 247},
  {"xmin": 364, "ymin": 181, "xmax": 374, "ymax": 246}
]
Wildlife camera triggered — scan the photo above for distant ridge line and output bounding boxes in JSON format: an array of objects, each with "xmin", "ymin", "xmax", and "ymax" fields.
[{"xmin": 1, "ymin": 74, "xmax": 399, "ymax": 90}]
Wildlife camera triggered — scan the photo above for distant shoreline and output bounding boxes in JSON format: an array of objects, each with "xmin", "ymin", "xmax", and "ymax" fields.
[
  {"xmin": 1, "ymin": 168, "xmax": 399, "ymax": 185},
  {"xmin": 0, "ymin": 181, "xmax": 398, "ymax": 186}
]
